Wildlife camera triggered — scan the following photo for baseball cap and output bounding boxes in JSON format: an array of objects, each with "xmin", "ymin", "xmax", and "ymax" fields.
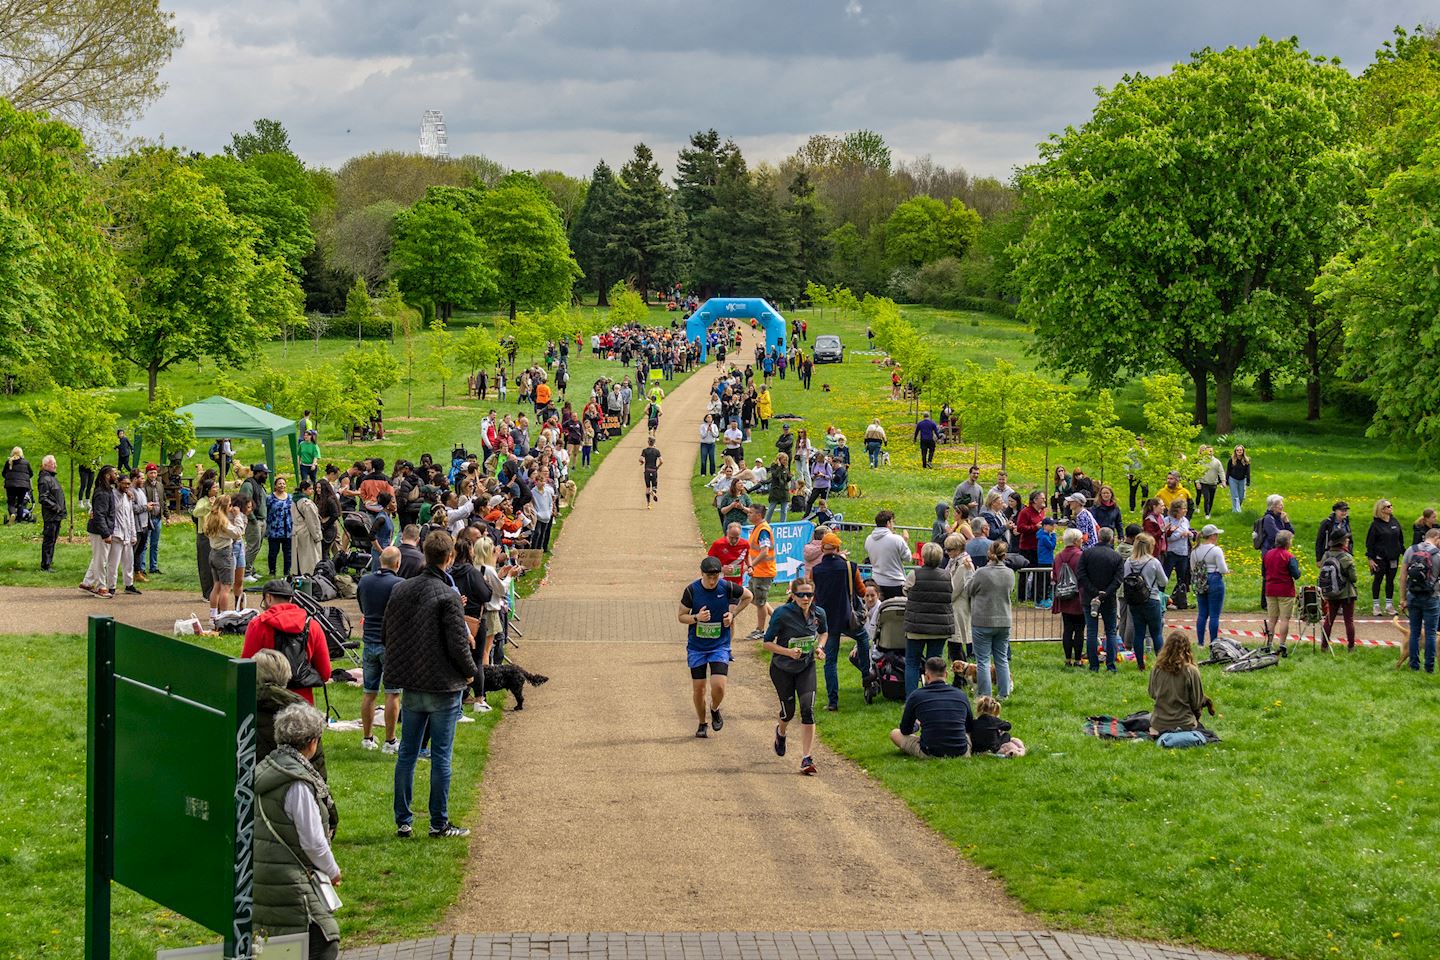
[
  {"xmin": 253, "ymin": 463, "xmax": 269, "ymax": 474},
  {"xmin": 1199, "ymin": 524, "xmax": 1223, "ymax": 537},
  {"xmin": 700, "ymin": 556, "xmax": 723, "ymax": 574},
  {"xmin": 821, "ymin": 532, "xmax": 843, "ymax": 550},
  {"xmin": 261, "ymin": 579, "xmax": 294, "ymax": 598}
]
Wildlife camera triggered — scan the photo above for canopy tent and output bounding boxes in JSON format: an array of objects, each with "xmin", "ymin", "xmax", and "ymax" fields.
[
  {"xmin": 163, "ymin": 396, "xmax": 300, "ymax": 478},
  {"xmin": 685, "ymin": 297, "xmax": 787, "ymax": 361}
]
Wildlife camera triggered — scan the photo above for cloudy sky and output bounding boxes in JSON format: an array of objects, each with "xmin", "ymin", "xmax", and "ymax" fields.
[{"xmin": 127, "ymin": 0, "xmax": 1434, "ymax": 180}]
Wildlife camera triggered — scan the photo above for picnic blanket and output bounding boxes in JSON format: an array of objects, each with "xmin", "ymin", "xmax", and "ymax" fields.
[{"xmin": 1082, "ymin": 712, "xmax": 1151, "ymax": 739}]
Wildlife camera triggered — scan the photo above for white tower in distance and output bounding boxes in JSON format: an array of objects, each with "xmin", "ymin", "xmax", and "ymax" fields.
[{"xmin": 419, "ymin": 109, "xmax": 449, "ymax": 158}]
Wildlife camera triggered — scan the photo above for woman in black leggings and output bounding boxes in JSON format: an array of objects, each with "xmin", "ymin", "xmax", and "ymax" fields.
[
  {"xmin": 763, "ymin": 579, "xmax": 828, "ymax": 776},
  {"xmin": 1365, "ymin": 499, "xmax": 1405, "ymax": 616}
]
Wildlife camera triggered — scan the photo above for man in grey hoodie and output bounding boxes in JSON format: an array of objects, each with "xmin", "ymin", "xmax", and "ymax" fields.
[
  {"xmin": 865, "ymin": 509, "xmax": 910, "ymax": 600},
  {"xmin": 930, "ymin": 502, "xmax": 950, "ymax": 547}
]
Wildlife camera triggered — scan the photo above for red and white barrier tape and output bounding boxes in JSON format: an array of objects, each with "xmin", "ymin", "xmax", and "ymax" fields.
[{"xmin": 1165, "ymin": 621, "xmax": 1403, "ymax": 648}]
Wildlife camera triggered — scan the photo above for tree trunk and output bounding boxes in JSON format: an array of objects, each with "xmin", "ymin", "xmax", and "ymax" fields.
[
  {"xmin": 1304, "ymin": 321, "xmax": 1322, "ymax": 421},
  {"xmin": 1190, "ymin": 368, "xmax": 1208, "ymax": 429},
  {"xmin": 1257, "ymin": 368, "xmax": 1274, "ymax": 403},
  {"xmin": 509, "ymin": 300, "xmax": 517, "ymax": 321},
  {"xmin": 596, "ymin": 282, "xmax": 610, "ymax": 308},
  {"xmin": 407, "ymin": 387, "xmax": 412, "ymax": 419},
  {"xmin": 1215, "ymin": 376, "xmax": 1235, "ymax": 435},
  {"xmin": 148, "ymin": 362, "xmax": 159, "ymax": 402},
  {"xmin": 1000, "ymin": 442, "xmax": 1008, "ymax": 471}
]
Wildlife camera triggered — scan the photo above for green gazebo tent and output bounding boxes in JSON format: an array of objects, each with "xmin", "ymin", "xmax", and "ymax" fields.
[{"xmin": 172, "ymin": 396, "xmax": 301, "ymax": 478}]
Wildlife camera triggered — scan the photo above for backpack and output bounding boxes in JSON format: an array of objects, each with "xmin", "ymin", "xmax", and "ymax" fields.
[
  {"xmin": 1406, "ymin": 545, "xmax": 1437, "ymax": 595},
  {"xmin": 1122, "ymin": 561, "xmax": 1151, "ymax": 606},
  {"xmin": 1251, "ymin": 516, "xmax": 1265, "ymax": 550},
  {"xmin": 1053, "ymin": 561, "xmax": 1079, "ymax": 601},
  {"xmin": 1317, "ymin": 555, "xmax": 1345, "ymax": 599},
  {"xmin": 274, "ymin": 616, "xmax": 323, "ymax": 689}
]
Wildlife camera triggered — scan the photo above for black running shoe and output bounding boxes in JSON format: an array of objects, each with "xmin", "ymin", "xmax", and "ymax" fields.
[
  {"xmin": 800, "ymin": 756, "xmax": 818, "ymax": 776},
  {"xmin": 695, "ymin": 722, "xmax": 708, "ymax": 738},
  {"xmin": 429, "ymin": 822, "xmax": 470, "ymax": 838},
  {"xmin": 710, "ymin": 708, "xmax": 724, "ymax": 732},
  {"xmin": 773, "ymin": 725, "xmax": 786, "ymax": 756},
  {"xmin": 125, "ymin": 585, "xmax": 142, "ymax": 595}
]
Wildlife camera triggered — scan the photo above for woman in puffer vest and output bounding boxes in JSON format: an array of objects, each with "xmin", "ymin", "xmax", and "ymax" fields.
[
  {"xmin": 904, "ymin": 541, "xmax": 956, "ymax": 696},
  {"xmin": 253, "ymin": 702, "xmax": 342, "ymax": 959}
]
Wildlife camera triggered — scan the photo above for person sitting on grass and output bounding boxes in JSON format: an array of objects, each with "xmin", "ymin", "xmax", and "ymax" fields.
[
  {"xmin": 890, "ymin": 656, "xmax": 973, "ymax": 759},
  {"xmin": 1147, "ymin": 631, "xmax": 1210, "ymax": 738},
  {"xmin": 970, "ymin": 695, "xmax": 1025, "ymax": 757}
]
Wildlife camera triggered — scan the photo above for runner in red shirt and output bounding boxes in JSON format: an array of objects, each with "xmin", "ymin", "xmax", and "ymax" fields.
[{"xmin": 707, "ymin": 523, "xmax": 750, "ymax": 586}]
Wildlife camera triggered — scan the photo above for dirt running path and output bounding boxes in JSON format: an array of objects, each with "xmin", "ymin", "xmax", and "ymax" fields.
[{"xmin": 447, "ymin": 333, "xmax": 1032, "ymax": 932}]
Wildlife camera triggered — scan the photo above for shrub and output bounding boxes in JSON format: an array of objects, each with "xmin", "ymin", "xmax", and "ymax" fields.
[{"xmin": 1325, "ymin": 380, "xmax": 1376, "ymax": 421}]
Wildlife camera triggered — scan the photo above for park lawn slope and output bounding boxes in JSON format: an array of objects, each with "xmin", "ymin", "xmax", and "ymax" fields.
[
  {"xmin": 810, "ymin": 643, "xmax": 1439, "ymax": 960},
  {"xmin": 0, "ymin": 631, "xmax": 502, "ymax": 958},
  {"xmin": 712, "ymin": 306, "xmax": 1438, "ymax": 610}
]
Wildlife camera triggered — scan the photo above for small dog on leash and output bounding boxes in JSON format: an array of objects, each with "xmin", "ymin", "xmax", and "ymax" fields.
[
  {"xmin": 879, "ymin": 451, "xmax": 892, "ymax": 466},
  {"xmin": 483, "ymin": 663, "xmax": 549, "ymax": 710}
]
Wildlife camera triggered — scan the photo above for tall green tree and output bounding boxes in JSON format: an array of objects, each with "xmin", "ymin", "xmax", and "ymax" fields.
[
  {"xmin": 570, "ymin": 160, "xmax": 623, "ymax": 306},
  {"xmin": 475, "ymin": 172, "xmax": 581, "ymax": 320},
  {"xmin": 611, "ymin": 143, "xmax": 687, "ymax": 301},
  {"xmin": 23, "ymin": 387, "xmax": 117, "ymax": 537},
  {"xmin": 0, "ymin": 0, "xmax": 181, "ymax": 132},
  {"xmin": 0, "ymin": 99, "xmax": 125, "ymax": 385},
  {"xmin": 327, "ymin": 200, "xmax": 403, "ymax": 290},
  {"xmin": 195, "ymin": 154, "xmax": 314, "ymax": 276},
  {"xmin": 1015, "ymin": 37, "xmax": 1358, "ymax": 433},
  {"xmin": 787, "ymin": 171, "xmax": 831, "ymax": 286},
  {"xmin": 675, "ymin": 129, "xmax": 736, "ymax": 254},
  {"xmin": 534, "ymin": 170, "xmax": 588, "ymax": 232},
  {"xmin": 883, "ymin": 195, "xmax": 981, "ymax": 269},
  {"xmin": 106, "ymin": 149, "xmax": 272, "ymax": 399},
  {"xmin": 225, "ymin": 118, "xmax": 294, "ymax": 160},
  {"xmin": 390, "ymin": 197, "xmax": 495, "ymax": 322}
]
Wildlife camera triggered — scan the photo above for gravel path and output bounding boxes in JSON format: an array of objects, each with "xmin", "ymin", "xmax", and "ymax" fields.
[{"xmin": 446, "ymin": 334, "xmax": 1032, "ymax": 932}]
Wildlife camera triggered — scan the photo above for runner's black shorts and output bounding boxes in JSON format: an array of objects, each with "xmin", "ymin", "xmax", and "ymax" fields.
[
  {"xmin": 690, "ymin": 661, "xmax": 730, "ymax": 680},
  {"xmin": 644, "ymin": 471, "xmax": 659, "ymax": 487}
]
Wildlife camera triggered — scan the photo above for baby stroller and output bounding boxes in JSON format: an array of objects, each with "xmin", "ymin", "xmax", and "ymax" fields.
[
  {"xmin": 864, "ymin": 596, "xmax": 909, "ymax": 703},
  {"xmin": 336, "ymin": 511, "xmax": 375, "ymax": 576}
]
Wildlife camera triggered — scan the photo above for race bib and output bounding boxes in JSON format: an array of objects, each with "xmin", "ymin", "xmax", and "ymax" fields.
[
  {"xmin": 792, "ymin": 634, "xmax": 818, "ymax": 656},
  {"xmin": 723, "ymin": 562, "xmax": 742, "ymax": 575},
  {"xmin": 695, "ymin": 623, "xmax": 723, "ymax": 640}
]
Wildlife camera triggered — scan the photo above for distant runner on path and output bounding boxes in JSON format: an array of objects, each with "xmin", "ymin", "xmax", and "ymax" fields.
[
  {"xmin": 639, "ymin": 437, "xmax": 663, "ymax": 508},
  {"xmin": 679, "ymin": 555, "xmax": 752, "ymax": 739}
]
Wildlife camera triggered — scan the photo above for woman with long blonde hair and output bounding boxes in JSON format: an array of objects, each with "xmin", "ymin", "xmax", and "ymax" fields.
[{"xmin": 204, "ymin": 494, "xmax": 245, "ymax": 618}]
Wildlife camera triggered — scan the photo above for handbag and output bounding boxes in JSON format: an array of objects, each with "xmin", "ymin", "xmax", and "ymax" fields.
[
  {"xmin": 255, "ymin": 786, "xmax": 343, "ymax": 913},
  {"xmin": 844, "ymin": 560, "xmax": 864, "ymax": 632}
]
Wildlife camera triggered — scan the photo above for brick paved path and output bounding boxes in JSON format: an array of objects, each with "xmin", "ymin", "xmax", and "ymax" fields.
[{"xmin": 341, "ymin": 931, "xmax": 1239, "ymax": 960}]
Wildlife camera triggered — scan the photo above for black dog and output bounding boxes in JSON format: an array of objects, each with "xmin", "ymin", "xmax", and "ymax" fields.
[{"xmin": 483, "ymin": 663, "xmax": 549, "ymax": 710}]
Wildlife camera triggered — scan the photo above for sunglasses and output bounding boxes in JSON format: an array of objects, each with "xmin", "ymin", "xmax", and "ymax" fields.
[{"xmin": 793, "ymin": 592, "xmax": 815, "ymax": 599}]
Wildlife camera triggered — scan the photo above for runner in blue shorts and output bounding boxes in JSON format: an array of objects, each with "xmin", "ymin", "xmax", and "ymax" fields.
[{"xmin": 678, "ymin": 555, "xmax": 752, "ymax": 738}]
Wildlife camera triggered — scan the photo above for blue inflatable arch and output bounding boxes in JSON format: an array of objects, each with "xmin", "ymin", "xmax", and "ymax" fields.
[{"xmin": 685, "ymin": 298, "xmax": 788, "ymax": 362}]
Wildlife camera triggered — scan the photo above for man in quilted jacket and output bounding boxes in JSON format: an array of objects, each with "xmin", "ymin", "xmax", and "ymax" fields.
[{"xmin": 383, "ymin": 529, "xmax": 475, "ymax": 839}]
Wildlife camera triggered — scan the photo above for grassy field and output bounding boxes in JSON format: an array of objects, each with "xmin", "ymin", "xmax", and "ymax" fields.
[
  {"xmin": 800, "ymin": 640, "xmax": 1440, "ymax": 960},
  {"xmin": 0, "ymin": 308, "xmax": 685, "ymax": 595},
  {"xmin": 692, "ymin": 305, "xmax": 1440, "ymax": 959},
  {"xmin": 0, "ymin": 631, "xmax": 505, "ymax": 958},
  {"xmin": 691, "ymin": 305, "xmax": 1437, "ymax": 610}
]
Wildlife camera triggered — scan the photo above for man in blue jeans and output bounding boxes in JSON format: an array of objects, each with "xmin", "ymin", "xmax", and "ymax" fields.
[
  {"xmin": 1399, "ymin": 528, "xmax": 1440, "ymax": 673},
  {"xmin": 1077, "ymin": 528, "xmax": 1124, "ymax": 671},
  {"xmin": 381, "ymin": 529, "xmax": 475, "ymax": 838}
]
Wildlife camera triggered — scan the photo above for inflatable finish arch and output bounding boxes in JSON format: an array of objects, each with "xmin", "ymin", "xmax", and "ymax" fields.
[{"xmin": 685, "ymin": 298, "xmax": 787, "ymax": 362}]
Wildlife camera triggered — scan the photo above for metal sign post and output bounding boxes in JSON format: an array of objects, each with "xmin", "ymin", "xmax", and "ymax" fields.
[{"xmin": 86, "ymin": 616, "xmax": 258, "ymax": 960}]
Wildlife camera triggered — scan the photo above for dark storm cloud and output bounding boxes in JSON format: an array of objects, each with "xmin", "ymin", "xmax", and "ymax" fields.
[{"xmin": 129, "ymin": 0, "xmax": 1437, "ymax": 177}]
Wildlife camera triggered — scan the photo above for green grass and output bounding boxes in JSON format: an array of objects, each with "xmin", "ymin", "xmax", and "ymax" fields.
[
  {"xmin": 800, "ymin": 641, "xmax": 1440, "ymax": 960},
  {"xmin": 0, "ymin": 632, "xmax": 503, "ymax": 958},
  {"xmin": 694, "ymin": 306, "xmax": 1437, "ymax": 609},
  {"xmin": 0, "ymin": 307, "xmax": 686, "ymax": 596}
]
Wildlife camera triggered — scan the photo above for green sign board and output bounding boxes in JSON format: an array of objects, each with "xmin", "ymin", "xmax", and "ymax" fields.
[{"xmin": 87, "ymin": 616, "xmax": 258, "ymax": 960}]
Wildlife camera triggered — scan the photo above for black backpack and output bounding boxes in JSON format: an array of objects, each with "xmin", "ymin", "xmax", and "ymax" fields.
[
  {"xmin": 1251, "ymin": 516, "xmax": 1265, "ymax": 550},
  {"xmin": 1406, "ymin": 546, "xmax": 1437, "ymax": 596},
  {"xmin": 275, "ymin": 616, "xmax": 323, "ymax": 690},
  {"xmin": 1122, "ymin": 561, "xmax": 1151, "ymax": 606}
]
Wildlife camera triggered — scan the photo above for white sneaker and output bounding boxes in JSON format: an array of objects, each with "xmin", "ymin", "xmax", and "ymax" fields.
[
  {"xmin": 1373, "ymin": 602, "xmax": 1382, "ymax": 616},
  {"xmin": 1386, "ymin": 602, "xmax": 1397, "ymax": 616},
  {"xmin": 361, "ymin": 736, "xmax": 379, "ymax": 751},
  {"xmin": 475, "ymin": 700, "xmax": 492, "ymax": 713},
  {"xmin": 381, "ymin": 739, "xmax": 399, "ymax": 755},
  {"xmin": 456, "ymin": 713, "xmax": 475, "ymax": 724},
  {"xmin": 245, "ymin": 574, "xmax": 259, "ymax": 583}
]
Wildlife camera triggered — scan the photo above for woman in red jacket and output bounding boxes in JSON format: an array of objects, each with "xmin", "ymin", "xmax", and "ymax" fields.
[
  {"xmin": 1262, "ymin": 530, "xmax": 1300, "ymax": 654},
  {"xmin": 1142, "ymin": 497, "xmax": 1168, "ymax": 559},
  {"xmin": 1016, "ymin": 490, "xmax": 1047, "ymax": 603},
  {"xmin": 1052, "ymin": 527, "xmax": 1085, "ymax": 666}
]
